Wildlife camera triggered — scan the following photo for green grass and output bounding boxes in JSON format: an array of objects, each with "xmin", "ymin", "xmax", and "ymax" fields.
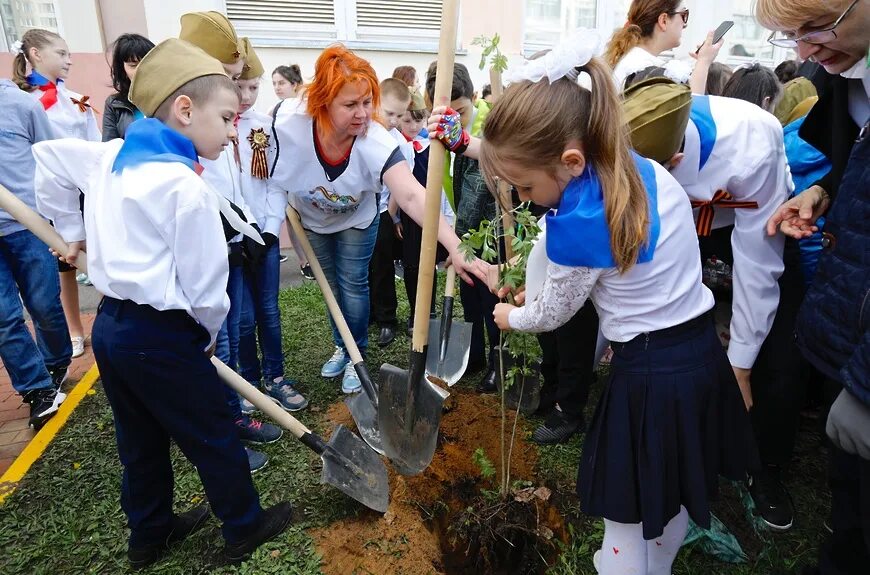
[{"xmin": 0, "ymin": 280, "xmax": 828, "ymax": 574}]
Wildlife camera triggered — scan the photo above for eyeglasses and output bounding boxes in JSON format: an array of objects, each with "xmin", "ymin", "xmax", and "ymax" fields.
[
  {"xmin": 767, "ymin": 0, "xmax": 860, "ymax": 48},
  {"xmin": 669, "ymin": 8, "xmax": 690, "ymax": 26}
]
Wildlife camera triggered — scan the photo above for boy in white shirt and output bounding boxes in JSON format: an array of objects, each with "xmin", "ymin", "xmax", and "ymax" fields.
[{"xmin": 33, "ymin": 39, "xmax": 292, "ymax": 568}]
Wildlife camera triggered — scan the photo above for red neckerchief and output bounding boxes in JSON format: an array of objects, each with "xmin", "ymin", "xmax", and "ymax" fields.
[
  {"xmin": 403, "ymin": 132, "xmax": 423, "ymax": 153},
  {"xmin": 37, "ymin": 82, "xmax": 58, "ymax": 110}
]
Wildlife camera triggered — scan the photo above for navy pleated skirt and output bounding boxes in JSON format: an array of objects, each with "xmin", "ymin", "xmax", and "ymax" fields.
[{"xmin": 577, "ymin": 311, "xmax": 759, "ymax": 540}]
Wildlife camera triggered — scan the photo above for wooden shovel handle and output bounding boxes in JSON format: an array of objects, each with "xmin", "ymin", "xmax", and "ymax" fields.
[
  {"xmin": 412, "ymin": 0, "xmax": 460, "ymax": 352},
  {"xmin": 0, "ymin": 184, "xmax": 88, "ymax": 274},
  {"xmin": 285, "ymin": 207, "xmax": 364, "ymax": 365},
  {"xmin": 444, "ymin": 264, "xmax": 457, "ymax": 298},
  {"xmin": 212, "ymin": 356, "xmax": 312, "ymax": 439}
]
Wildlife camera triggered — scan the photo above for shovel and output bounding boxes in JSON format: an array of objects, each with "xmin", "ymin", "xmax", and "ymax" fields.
[
  {"xmin": 425, "ymin": 264, "xmax": 472, "ymax": 386},
  {"xmin": 0, "ymin": 186, "xmax": 389, "ymax": 513},
  {"xmin": 378, "ymin": 0, "xmax": 459, "ymax": 476},
  {"xmin": 285, "ymin": 207, "xmax": 384, "ymax": 456},
  {"xmin": 213, "ymin": 358, "xmax": 388, "ymax": 513}
]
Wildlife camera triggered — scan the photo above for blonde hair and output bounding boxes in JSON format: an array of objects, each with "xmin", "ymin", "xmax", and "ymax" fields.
[
  {"xmin": 380, "ymin": 77, "xmax": 412, "ymax": 103},
  {"xmin": 604, "ymin": 0, "xmax": 680, "ymax": 67},
  {"xmin": 480, "ymin": 58, "xmax": 649, "ymax": 273},
  {"xmin": 12, "ymin": 28, "xmax": 63, "ymax": 91},
  {"xmin": 755, "ymin": 0, "xmax": 847, "ymax": 31}
]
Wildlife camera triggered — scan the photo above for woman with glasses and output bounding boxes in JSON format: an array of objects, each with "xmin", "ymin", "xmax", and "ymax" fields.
[
  {"xmin": 758, "ymin": 1, "xmax": 869, "ymax": 574},
  {"xmin": 605, "ymin": 0, "xmax": 723, "ymax": 93}
]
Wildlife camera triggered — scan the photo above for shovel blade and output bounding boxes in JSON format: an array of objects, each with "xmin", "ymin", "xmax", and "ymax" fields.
[
  {"xmin": 345, "ymin": 392, "xmax": 385, "ymax": 455},
  {"xmin": 378, "ymin": 356, "xmax": 448, "ymax": 476},
  {"xmin": 425, "ymin": 318, "xmax": 472, "ymax": 386},
  {"xmin": 321, "ymin": 424, "xmax": 389, "ymax": 513}
]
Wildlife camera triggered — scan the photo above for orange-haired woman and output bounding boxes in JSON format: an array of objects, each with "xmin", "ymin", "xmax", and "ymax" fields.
[{"xmin": 270, "ymin": 44, "xmax": 488, "ymax": 394}]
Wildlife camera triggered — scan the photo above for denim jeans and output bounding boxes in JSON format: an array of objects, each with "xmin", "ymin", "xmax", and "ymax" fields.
[
  {"xmin": 215, "ymin": 257, "xmax": 244, "ymax": 419},
  {"xmin": 238, "ymin": 242, "xmax": 283, "ymax": 383},
  {"xmin": 0, "ymin": 229, "xmax": 72, "ymax": 394},
  {"xmin": 305, "ymin": 215, "xmax": 378, "ymax": 353}
]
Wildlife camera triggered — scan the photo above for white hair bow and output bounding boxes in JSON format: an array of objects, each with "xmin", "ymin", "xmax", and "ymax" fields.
[
  {"xmin": 11, "ymin": 40, "xmax": 23, "ymax": 54},
  {"xmin": 662, "ymin": 60, "xmax": 693, "ymax": 85},
  {"xmin": 504, "ymin": 28, "xmax": 603, "ymax": 85}
]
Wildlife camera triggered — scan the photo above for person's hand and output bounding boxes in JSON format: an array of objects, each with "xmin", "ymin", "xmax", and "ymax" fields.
[
  {"xmin": 448, "ymin": 251, "xmax": 490, "ymax": 285},
  {"xmin": 427, "ymin": 106, "xmax": 470, "ymax": 153},
  {"xmin": 827, "ymin": 389, "xmax": 870, "ymax": 459},
  {"xmin": 51, "ymin": 240, "xmax": 86, "ymax": 267},
  {"xmin": 427, "ymin": 105, "xmax": 449, "ymax": 136},
  {"xmin": 691, "ymin": 30, "xmax": 724, "ymax": 64},
  {"xmin": 766, "ymin": 186, "xmax": 830, "ymax": 238},
  {"xmin": 493, "ymin": 302, "xmax": 516, "ymax": 331},
  {"xmin": 394, "ymin": 221, "xmax": 404, "ymax": 240},
  {"xmin": 733, "ymin": 366, "xmax": 753, "ymax": 411}
]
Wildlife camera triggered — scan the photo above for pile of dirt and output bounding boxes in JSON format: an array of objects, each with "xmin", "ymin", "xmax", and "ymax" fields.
[{"xmin": 311, "ymin": 390, "xmax": 559, "ymax": 575}]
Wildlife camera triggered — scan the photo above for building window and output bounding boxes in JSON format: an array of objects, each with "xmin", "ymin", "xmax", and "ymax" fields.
[
  {"xmin": 727, "ymin": 0, "xmax": 776, "ymax": 63},
  {"xmin": 227, "ymin": 0, "xmax": 444, "ymax": 51},
  {"xmin": 0, "ymin": 0, "xmax": 59, "ymax": 48},
  {"xmin": 523, "ymin": 0, "xmax": 597, "ymax": 52}
]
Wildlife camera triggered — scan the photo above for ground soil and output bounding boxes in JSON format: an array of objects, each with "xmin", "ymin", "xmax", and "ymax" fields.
[{"xmin": 311, "ymin": 389, "xmax": 563, "ymax": 575}]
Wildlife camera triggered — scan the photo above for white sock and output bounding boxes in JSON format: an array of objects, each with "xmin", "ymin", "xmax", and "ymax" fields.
[
  {"xmin": 646, "ymin": 507, "xmax": 689, "ymax": 575},
  {"xmin": 599, "ymin": 519, "xmax": 647, "ymax": 574}
]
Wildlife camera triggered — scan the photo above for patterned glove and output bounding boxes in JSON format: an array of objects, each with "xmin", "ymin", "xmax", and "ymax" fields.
[{"xmin": 433, "ymin": 107, "xmax": 470, "ymax": 154}]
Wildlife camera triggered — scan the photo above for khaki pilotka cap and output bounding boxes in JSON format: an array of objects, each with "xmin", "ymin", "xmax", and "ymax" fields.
[
  {"xmin": 408, "ymin": 89, "xmax": 426, "ymax": 112},
  {"xmin": 622, "ymin": 77, "xmax": 692, "ymax": 165},
  {"xmin": 179, "ymin": 11, "xmax": 245, "ymax": 64},
  {"xmin": 774, "ymin": 77, "xmax": 818, "ymax": 126},
  {"xmin": 239, "ymin": 38, "xmax": 263, "ymax": 80},
  {"xmin": 129, "ymin": 38, "xmax": 228, "ymax": 117}
]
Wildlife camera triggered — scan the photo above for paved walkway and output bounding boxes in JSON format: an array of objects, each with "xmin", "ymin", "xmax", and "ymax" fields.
[{"xmin": 0, "ymin": 314, "xmax": 96, "ymax": 476}]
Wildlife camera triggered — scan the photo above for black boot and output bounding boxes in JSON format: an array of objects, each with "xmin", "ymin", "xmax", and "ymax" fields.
[
  {"xmin": 224, "ymin": 501, "xmax": 294, "ymax": 564},
  {"xmin": 128, "ymin": 504, "xmax": 211, "ymax": 569},
  {"xmin": 532, "ymin": 408, "xmax": 584, "ymax": 445}
]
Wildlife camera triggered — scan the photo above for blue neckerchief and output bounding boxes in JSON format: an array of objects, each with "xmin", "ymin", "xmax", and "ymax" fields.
[
  {"xmin": 546, "ymin": 153, "xmax": 660, "ymax": 269},
  {"xmin": 25, "ymin": 70, "xmax": 60, "ymax": 87},
  {"xmin": 112, "ymin": 118, "xmax": 199, "ymax": 174},
  {"xmin": 132, "ymin": 108, "xmax": 145, "ymax": 122},
  {"xmin": 689, "ymin": 95, "xmax": 717, "ymax": 172}
]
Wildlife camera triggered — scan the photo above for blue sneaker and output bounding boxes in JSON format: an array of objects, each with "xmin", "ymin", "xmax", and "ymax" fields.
[
  {"xmin": 236, "ymin": 417, "xmax": 283, "ymax": 444},
  {"xmin": 341, "ymin": 363, "xmax": 362, "ymax": 394},
  {"xmin": 321, "ymin": 347, "xmax": 349, "ymax": 378},
  {"xmin": 239, "ymin": 393, "xmax": 256, "ymax": 415},
  {"xmin": 245, "ymin": 447, "xmax": 268, "ymax": 474},
  {"xmin": 263, "ymin": 377, "xmax": 309, "ymax": 412}
]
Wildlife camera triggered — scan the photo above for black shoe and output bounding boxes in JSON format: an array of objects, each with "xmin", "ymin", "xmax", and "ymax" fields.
[
  {"xmin": 279, "ymin": 254, "xmax": 288, "ymax": 263},
  {"xmin": 476, "ymin": 370, "xmax": 497, "ymax": 394},
  {"xmin": 128, "ymin": 504, "xmax": 211, "ymax": 570},
  {"xmin": 225, "ymin": 502, "xmax": 294, "ymax": 564},
  {"xmin": 747, "ymin": 466, "xmax": 794, "ymax": 532},
  {"xmin": 300, "ymin": 264, "xmax": 315, "ymax": 280},
  {"xmin": 48, "ymin": 365, "xmax": 69, "ymax": 391},
  {"xmin": 377, "ymin": 326, "xmax": 396, "ymax": 347},
  {"xmin": 23, "ymin": 387, "xmax": 66, "ymax": 429},
  {"xmin": 532, "ymin": 409, "xmax": 584, "ymax": 445}
]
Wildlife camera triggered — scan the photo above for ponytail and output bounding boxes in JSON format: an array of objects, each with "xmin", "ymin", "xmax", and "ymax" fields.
[
  {"xmin": 603, "ymin": 0, "xmax": 680, "ymax": 68},
  {"xmin": 12, "ymin": 53, "xmax": 31, "ymax": 91},
  {"xmin": 604, "ymin": 24, "xmax": 642, "ymax": 67},
  {"xmin": 480, "ymin": 56, "xmax": 649, "ymax": 273}
]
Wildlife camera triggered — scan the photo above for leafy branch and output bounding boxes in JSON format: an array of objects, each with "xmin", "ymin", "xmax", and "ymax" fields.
[{"xmin": 472, "ymin": 33, "xmax": 508, "ymax": 74}]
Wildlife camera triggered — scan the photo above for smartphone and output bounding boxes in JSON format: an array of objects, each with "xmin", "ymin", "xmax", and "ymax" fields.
[{"xmin": 696, "ymin": 20, "xmax": 734, "ymax": 54}]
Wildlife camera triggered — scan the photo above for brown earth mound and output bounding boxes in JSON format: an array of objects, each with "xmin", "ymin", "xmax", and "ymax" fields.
[{"xmin": 311, "ymin": 389, "xmax": 548, "ymax": 575}]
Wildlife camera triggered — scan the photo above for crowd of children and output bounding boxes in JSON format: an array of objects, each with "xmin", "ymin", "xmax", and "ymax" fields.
[{"xmin": 0, "ymin": 0, "xmax": 866, "ymax": 572}]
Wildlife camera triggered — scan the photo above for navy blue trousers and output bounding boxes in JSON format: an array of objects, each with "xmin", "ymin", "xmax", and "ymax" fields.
[{"xmin": 92, "ymin": 298, "xmax": 262, "ymax": 547}]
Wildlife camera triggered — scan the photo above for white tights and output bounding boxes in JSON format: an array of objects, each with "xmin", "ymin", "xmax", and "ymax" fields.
[{"xmin": 594, "ymin": 506, "xmax": 689, "ymax": 575}]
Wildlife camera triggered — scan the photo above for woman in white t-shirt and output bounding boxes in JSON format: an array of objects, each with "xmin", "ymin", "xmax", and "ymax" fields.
[
  {"xmin": 270, "ymin": 45, "xmax": 487, "ymax": 393},
  {"xmin": 605, "ymin": 0, "xmax": 721, "ymax": 93}
]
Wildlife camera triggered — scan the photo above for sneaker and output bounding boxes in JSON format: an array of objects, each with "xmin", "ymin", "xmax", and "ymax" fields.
[
  {"xmin": 747, "ymin": 466, "xmax": 794, "ymax": 531},
  {"xmin": 224, "ymin": 501, "xmax": 294, "ymax": 564},
  {"xmin": 394, "ymin": 260, "xmax": 404, "ymax": 280},
  {"xmin": 239, "ymin": 395, "xmax": 256, "ymax": 415},
  {"xmin": 341, "ymin": 363, "xmax": 362, "ymax": 394},
  {"xmin": 531, "ymin": 408, "xmax": 584, "ymax": 445},
  {"xmin": 48, "ymin": 365, "xmax": 69, "ymax": 391},
  {"xmin": 75, "ymin": 272, "xmax": 92, "ymax": 286},
  {"xmin": 321, "ymin": 347, "xmax": 349, "ymax": 378},
  {"xmin": 71, "ymin": 336, "xmax": 85, "ymax": 358},
  {"xmin": 246, "ymin": 447, "xmax": 269, "ymax": 474},
  {"xmin": 263, "ymin": 378, "xmax": 309, "ymax": 412},
  {"xmin": 127, "ymin": 504, "xmax": 210, "ymax": 570},
  {"xmin": 236, "ymin": 417, "xmax": 283, "ymax": 444},
  {"xmin": 300, "ymin": 264, "xmax": 315, "ymax": 280},
  {"xmin": 279, "ymin": 254, "xmax": 288, "ymax": 263},
  {"xmin": 23, "ymin": 387, "xmax": 66, "ymax": 429}
]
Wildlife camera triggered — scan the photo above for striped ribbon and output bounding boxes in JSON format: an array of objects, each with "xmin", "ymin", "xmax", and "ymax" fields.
[
  {"xmin": 247, "ymin": 128, "xmax": 270, "ymax": 180},
  {"xmin": 690, "ymin": 190, "xmax": 758, "ymax": 237}
]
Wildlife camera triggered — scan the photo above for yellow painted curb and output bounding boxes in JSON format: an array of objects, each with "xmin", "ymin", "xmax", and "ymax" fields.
[{"xmin": 0, "ymin": 363, "xmax": 100, "ymax": 505}]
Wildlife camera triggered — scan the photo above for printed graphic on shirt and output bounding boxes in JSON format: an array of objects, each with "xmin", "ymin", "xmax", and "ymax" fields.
[{"xmin": 307, "ymin": 185, "xmax": 360, "ymax": 214}]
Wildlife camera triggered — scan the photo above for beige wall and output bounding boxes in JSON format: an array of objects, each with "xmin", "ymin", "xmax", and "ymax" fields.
[
  {"xmin": 98, "ymin": 0, "xmax": 148, "ymax": 45},
  {"xmin": 56, "ymin": 0, "xmax": 104, "ymax": 52}
]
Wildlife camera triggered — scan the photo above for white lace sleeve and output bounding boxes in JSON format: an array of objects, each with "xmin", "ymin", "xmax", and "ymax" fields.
[{"xmin": 508, "ymin": 262, "xmax": 603, "ymax": 333}]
